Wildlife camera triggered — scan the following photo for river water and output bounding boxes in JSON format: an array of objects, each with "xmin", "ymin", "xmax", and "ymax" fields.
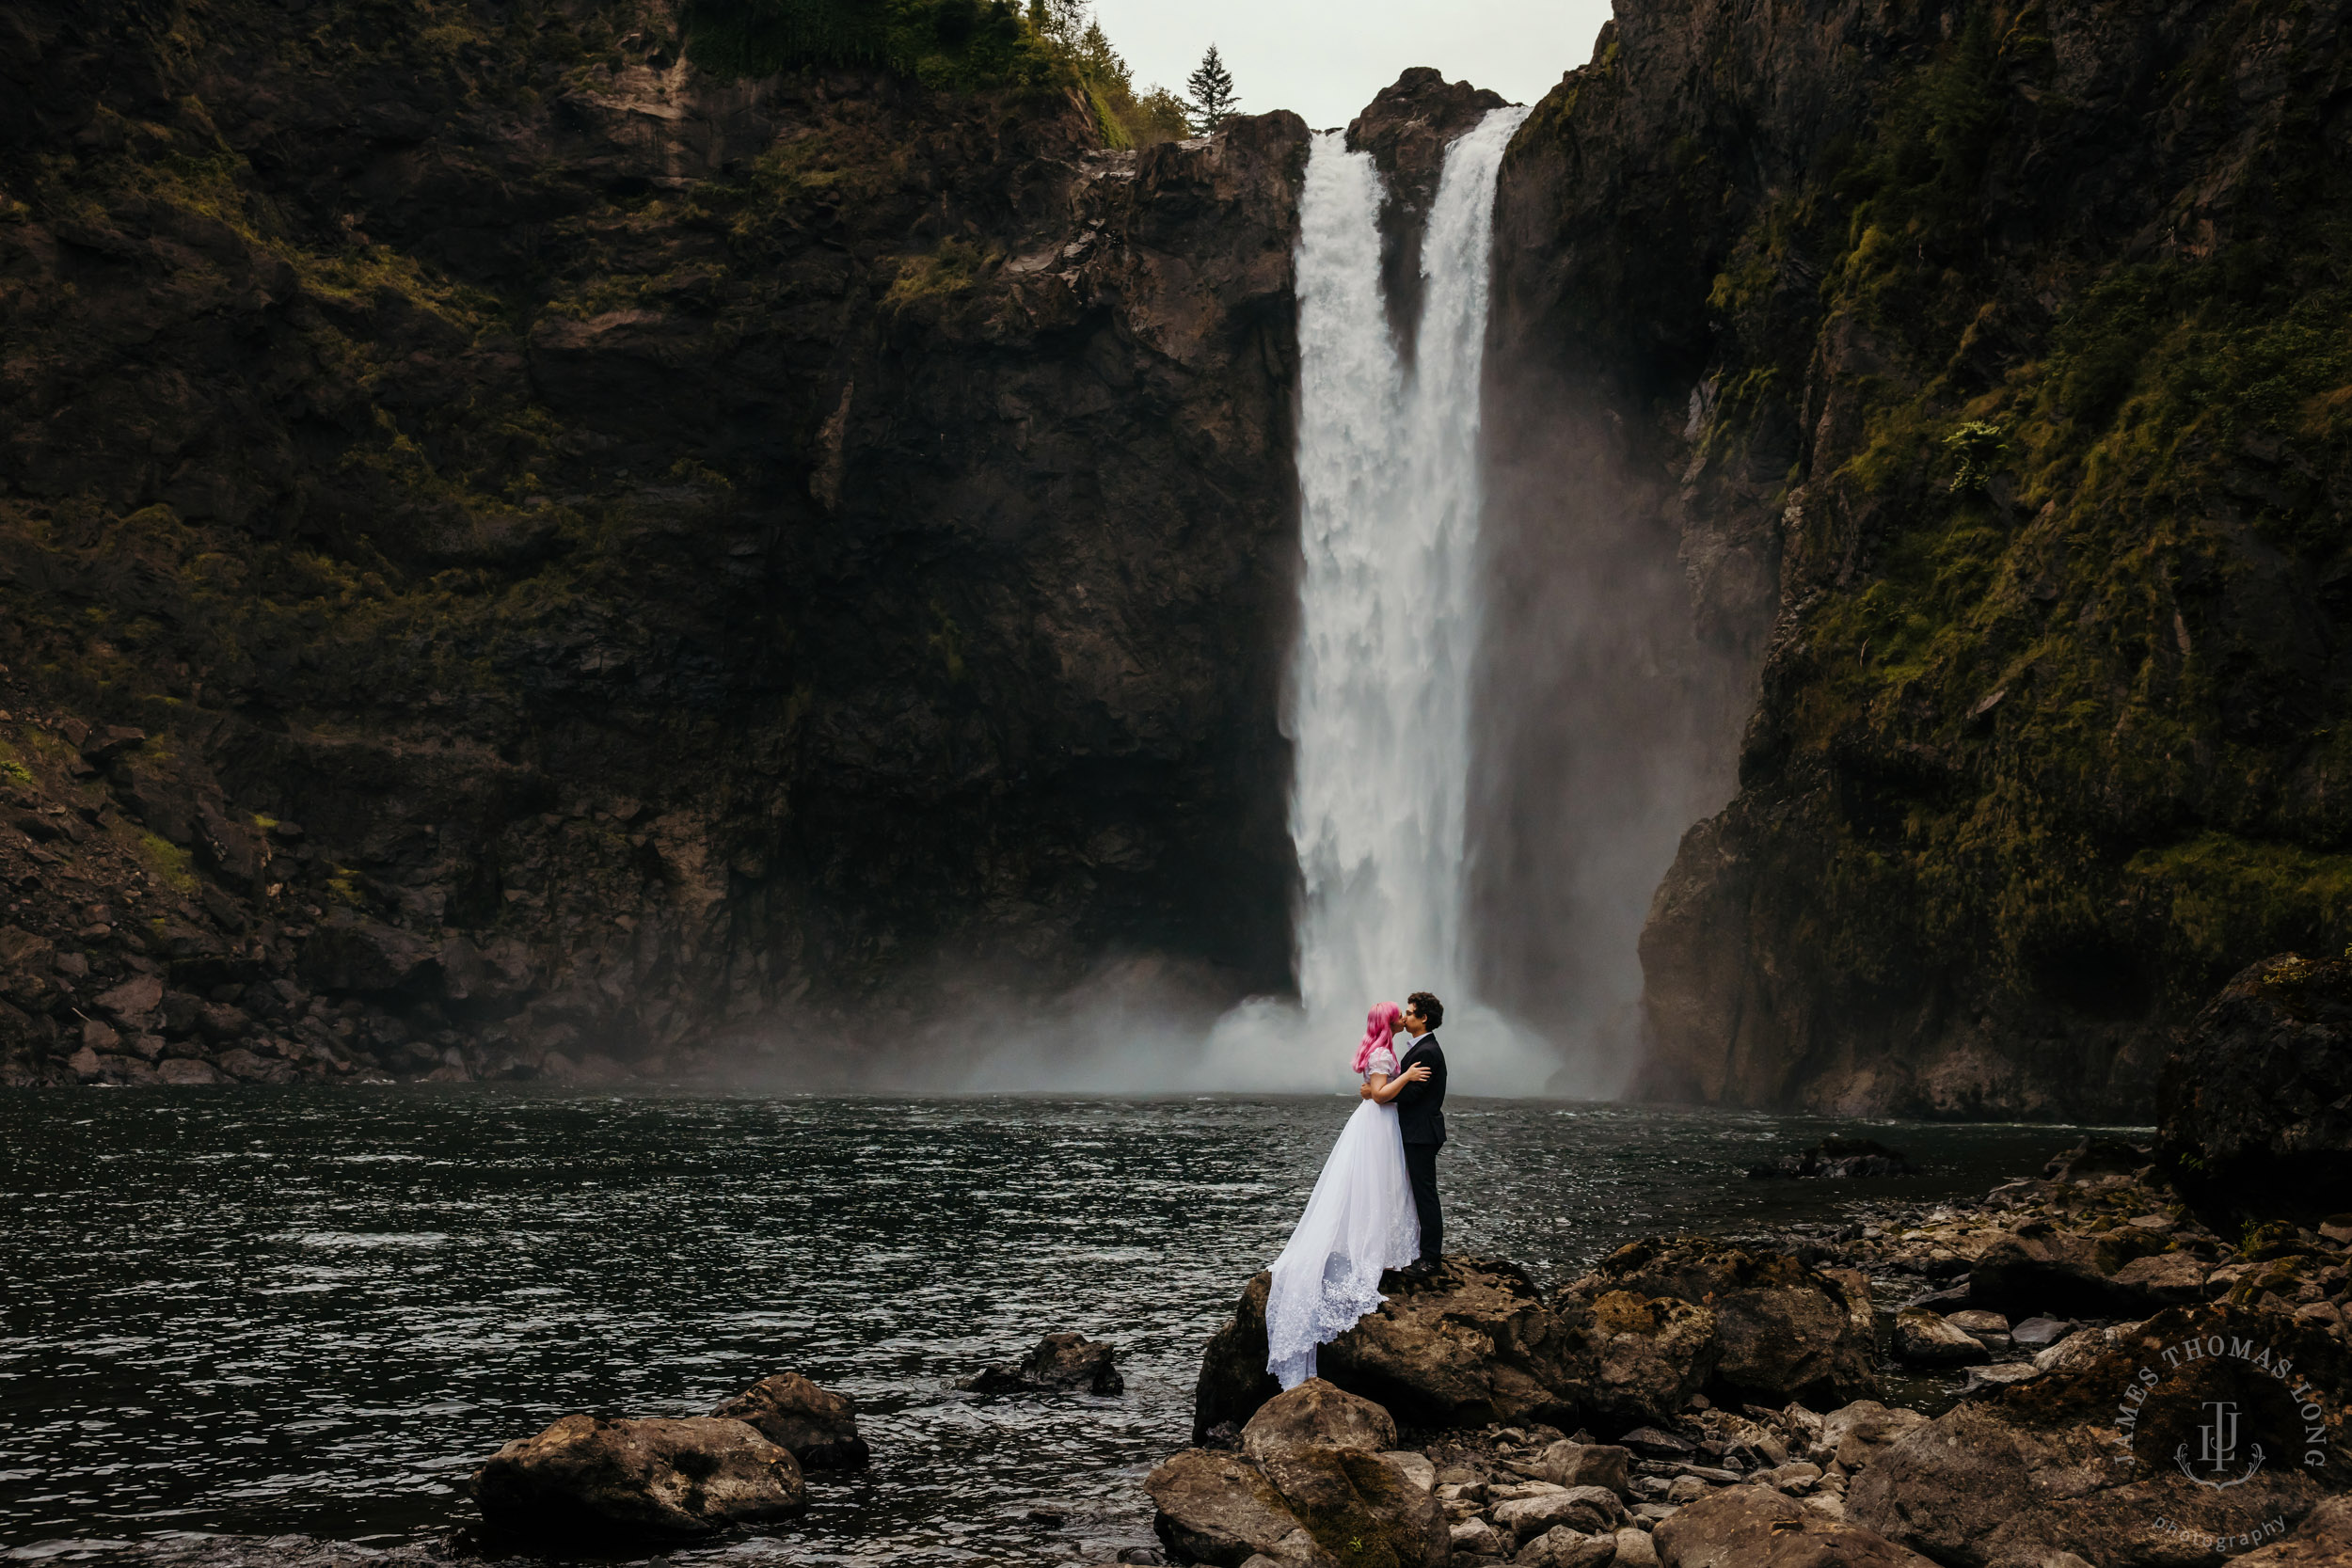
[{"xmin": 0, "ymin": 1088, "xmax": 2108, "ymax": 1564}]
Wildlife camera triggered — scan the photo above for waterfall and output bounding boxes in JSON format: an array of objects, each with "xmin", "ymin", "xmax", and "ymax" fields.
[{"xmin": 1284, "ymin": 108, "xmax": 1531, "ymax": 1044}]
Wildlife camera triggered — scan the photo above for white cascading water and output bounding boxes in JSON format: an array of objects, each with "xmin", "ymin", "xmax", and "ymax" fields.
[{"xmin": 1286, "ymin": 107, "xmax": 1529, "ymax": 1037}]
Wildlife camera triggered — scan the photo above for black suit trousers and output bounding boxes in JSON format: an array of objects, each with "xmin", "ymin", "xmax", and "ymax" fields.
[{"xmin": 1404, "ymin": 1141, "xmax": 1441, "ymax": 1265}]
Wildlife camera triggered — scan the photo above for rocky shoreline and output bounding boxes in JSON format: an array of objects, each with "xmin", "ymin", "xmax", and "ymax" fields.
[{"xmin": 1149, "ymin": 1136, "xmax": 2352, "ymax": 1568}]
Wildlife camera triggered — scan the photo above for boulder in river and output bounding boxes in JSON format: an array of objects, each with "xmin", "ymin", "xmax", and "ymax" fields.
[
  {"xmin": 1565, "ymin": 1237, "xmax": 1879, "ymax": 1409},
  {"xmin": 1848, "ymin": 1303, "xmax": 2349, "ymax": 1567},
  {"xmin": 1652, "ymin": 1483, "xmax": 1935, "ymax": 1567},
  {"xmin": 1965, "ymin": 1224, "xmax": 2175, "ymax": 1318},
  {"xmin": 1529, "ymin": 1437, "xmax": 1634, "ymax": 1495},
  {"xmin": 1240, "ymin": 1378, "xmax": 1397, "ymax": 1461},
  {"xmin": 1890, "ymin": 1307, "xmax": 1988, "ymax": 1368},
  {"xmin": 1193, "ymin": 1258, "xmax": 1585, "ymax": 1438},
  {"xmin": 473, "ymin": 1413, "xmax": 805, "ymax": 1541},
  {"xmin": 709, "ymin": 1372, "xmax": 869, "ymax": 1468},
  {"xmin": 2158, "ymin": 953, "xmax": 2352, "ymax": 1227},
  {"xmin": 962, "ymin": 1332, "xmax": 1123, "ymax": 1395},
  {"xmin": 1571, "ymin": 1290, "xmax": 1719, "ymax": 1431},
  {"xmin": 1145, "ymin": 1435, "xmax": 1447, "ymax": 1568}
]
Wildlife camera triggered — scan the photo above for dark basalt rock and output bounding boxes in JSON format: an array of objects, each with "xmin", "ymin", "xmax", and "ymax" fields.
[
  {"xmin": 709, "ymin": 1372, "xmax": 869, "ymax": 1469},
  {"xmin": 1847, "ymin": 1304, "xmax": 2351, "ymax": 1568},
  {"xmin": 1195, "ymin": 1258, "xmax": 1592, "ymax": 1438},
  {"xmin": 1565, "ymin": 1237, "xmax": 1879, "ymax": 1410},
  {"xmin": 2158, "ymin": 954, "xmax": 2352, "ymax": 1227},
  {"xmin": 961, "ymin": 1331, "xmax": 1123, "ymax": 1396},
  {"xmin": 0, "ymin": 0, "xmax": 1316, "ymax": 1086},
  {"xmin": 1145, "ymin": 1434, "xmax": 1448, "ymax": 1568},
  {"xmin": 1344, "ymin": 67, "xmax": 1507, "ymax": 360},
  {"xmin": 472, "ymin": 1413, "xmax": 806, "ymax": 1542},
  {"xmin": 1655, "ymin": 1483, "xmax": 1935, "ymax": 1568},
  {"xmin": 1488, "ymin": 0, "xmax": 2352, "ymax": 1118}
]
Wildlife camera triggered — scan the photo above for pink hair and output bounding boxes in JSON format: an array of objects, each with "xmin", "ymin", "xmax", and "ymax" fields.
[{"xmin": 1354, "ymin": 1001, "xmax": 1403, "ymax": 1076}]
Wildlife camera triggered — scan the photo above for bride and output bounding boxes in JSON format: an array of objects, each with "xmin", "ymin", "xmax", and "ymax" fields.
[{"xmin": 1263, "ymin": 1001, "xmax": 1431, "ymax": 1388}]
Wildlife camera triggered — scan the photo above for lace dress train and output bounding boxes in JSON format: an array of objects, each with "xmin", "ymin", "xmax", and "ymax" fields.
[{"xmin": 1263, "ymin": 1049, "xmax": 1422, "ymax": 1389}]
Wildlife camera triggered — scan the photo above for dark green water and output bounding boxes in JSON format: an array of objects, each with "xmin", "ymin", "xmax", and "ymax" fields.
[{"xmin": 0, "ymin": 1089, "xmax": 2103, "ymax": 1564}]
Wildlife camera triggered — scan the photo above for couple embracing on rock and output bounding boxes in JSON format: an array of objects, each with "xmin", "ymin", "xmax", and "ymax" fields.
[{"xmin": 1263, "ymin": 990, "xmax": 1451, "ymax": 1388}]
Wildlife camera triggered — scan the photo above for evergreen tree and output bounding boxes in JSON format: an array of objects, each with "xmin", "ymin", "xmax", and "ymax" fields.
[{"xmin": 1185, "ymin": 43, "xmax": 1238, "ymax": 133}]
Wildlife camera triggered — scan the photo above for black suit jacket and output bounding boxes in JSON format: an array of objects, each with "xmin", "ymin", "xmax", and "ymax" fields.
[{"xmin": 1393, "ymin": 1031, "xmax": 1447, "ymax": 1146}]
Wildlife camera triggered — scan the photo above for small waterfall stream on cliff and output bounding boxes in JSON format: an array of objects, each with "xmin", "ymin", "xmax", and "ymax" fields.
[{"xmin": 1211, "ymin": 106, "xmax": 1548, "ymax": 1089}]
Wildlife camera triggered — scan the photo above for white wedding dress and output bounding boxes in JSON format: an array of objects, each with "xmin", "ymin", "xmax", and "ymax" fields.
[{"xmin": 1263, "ymin": 1043, "xmax": 1423, "ymax": 1388}]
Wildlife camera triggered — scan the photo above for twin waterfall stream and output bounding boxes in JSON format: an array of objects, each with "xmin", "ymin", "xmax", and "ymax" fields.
[{"xmin": 1286, "ymin": 109, "xmax": 1531, "ymax": 1064}]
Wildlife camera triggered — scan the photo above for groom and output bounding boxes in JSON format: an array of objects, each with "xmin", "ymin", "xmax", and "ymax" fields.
[{"xmin": 1393, "ymin": 990, "xmax": 1447, "ymax": 1275}]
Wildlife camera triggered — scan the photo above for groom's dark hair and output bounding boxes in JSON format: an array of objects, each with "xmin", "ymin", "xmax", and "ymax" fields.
[{"xmin": 1408, "ymin": 990, "xmax": 1444, "ymax": 1028}]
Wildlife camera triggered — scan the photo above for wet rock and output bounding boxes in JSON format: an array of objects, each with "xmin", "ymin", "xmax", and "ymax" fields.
[
  {"xmin": 1818, "ymin": 1403, "xmax": 1928, "ymax": 1472},
  {"xmin": 1147, "ymin": 1449, "xmax": 1320, "ymax": 1567},
  {"xmin": 2106, "ymin": 1250, "xmax": 2205, "ymax": 1306},
  {"xmin": 2159, "ymin": 954, "xmax": 2352, "ymax": 1226},
  {"xmin": 1942, "ymin": 1309, "xmax": 2009, "ymax": 1342},
  {"xmin": 708, "ymin": 1372, "xmax": 869, "ymax": 1468},
  {"xmin": 2006, "ymin": 1317, "xmax": 2072, "ymax": 1350},
  {"xmin": 1577, "ymin": 1291, "xmax": 1720, "ymax": 1431},
  {"xmin": 1200, "ymin": 1258, "xmax": 1587, "ymax": 1436},
  {"xmin": 1516, "ymin": 1525, "xmax": 1619, "ymax": 1568},
  {"xmin": 1890, "ymin": 1308, "xmax": 1987, "ymax": 1368},
  {"xmin": 158, "ymin": 1057, "xmax": 224, "ymax": 1085},
  {"xmin": 1567, "ymin": 1238, "xmax": 1877, "ymax": 1408},
  {"xmin": 1530, "ymin": 1439, "xmax": 1633, "ymax": 1496},
  {"xmin": 1957, "ymin": 1364, "xmax": 2040, "ymax": 1399},
  {"xmin": 1344, "ymin": 69, "xmax": 1507, "ymax": 361},
  {"xmin": 1967, "ymin": 1227, "xmax": 2167, "ymax": 1317},
  {"xmin": 1259, "ymin": 1445, "xmax": 1451, "ymax": 1568},
  {"xmin": 1324, "ymin": 1258, "xmax": 1595, "ymax": 1430},
  {"xmin": 215, "ymin": 1047, "xmax": 289, "ymax": 1083},
  {"xmin": 1848, "ymin": 1304, "xmax": 2348, "ymax": 1568},
  {"xmin": 962, "ymin": 1331, "xmax": 1122, "ymax": 1395},
  {"xmin": 1653, "ymin": 1484, "xmax": 1934, "ymax": 1568},
  {"xmin": 2028, "ymin": 1323, "xmax": 2128, "ymax": 1375},
  {"xmin": 1493, "ymin": 1485, "xmax": 1624, "ymax": 1544},
  {"xmin": 473, "ymin": 1413, "xmax": 805, "ymax": 1541},
  {"xmin": 1241, "ymin": 1380, "xmax": 1397, "ymax": 1462}
]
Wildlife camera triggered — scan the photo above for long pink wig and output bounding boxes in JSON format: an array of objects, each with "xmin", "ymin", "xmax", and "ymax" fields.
[{"xmin": 1354, "ymin": 1001, "xmax": 1404, "ymax": 1076}]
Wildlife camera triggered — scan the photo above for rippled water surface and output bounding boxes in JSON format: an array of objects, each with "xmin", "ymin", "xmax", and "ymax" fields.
[{"xmin": 0, "ymin": 1089, "xmax": 2105, "ymax": 1563}]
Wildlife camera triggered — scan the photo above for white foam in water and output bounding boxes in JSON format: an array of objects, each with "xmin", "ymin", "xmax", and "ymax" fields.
[{"xmin": 1200, "ymin": 107, "xmax": 1556, "ymax": 1096}]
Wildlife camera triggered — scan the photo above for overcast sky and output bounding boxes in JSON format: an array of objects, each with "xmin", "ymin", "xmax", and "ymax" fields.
[{"xmin": 1089, "ymin": 0, "xmax": 1616, "ymax": 132}]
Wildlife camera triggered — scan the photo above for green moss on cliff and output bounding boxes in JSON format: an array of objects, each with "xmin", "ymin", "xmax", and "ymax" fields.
[{"xmin": 1655, "ymin": 0, "xmax": 2352, "ymax": 1074}]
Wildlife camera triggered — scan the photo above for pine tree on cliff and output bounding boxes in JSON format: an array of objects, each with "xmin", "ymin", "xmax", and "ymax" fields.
[{"xmin": 1185, "ymin": 45, "xmax": 1238, "ymax": 133}]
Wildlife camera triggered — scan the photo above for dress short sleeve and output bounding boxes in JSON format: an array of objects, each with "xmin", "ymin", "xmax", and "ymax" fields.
[{"xmin": 1365, "ymin": 1045, "xmax": 1398, "ymax": 1078}]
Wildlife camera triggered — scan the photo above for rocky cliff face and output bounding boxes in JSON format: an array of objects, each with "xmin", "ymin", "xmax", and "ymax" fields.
[
  {"xmin": 0, "ymin": 0, "xmax": 1309, "ymax": 1085},
  {"xmin": 1494, "ymin": 0, "xmax": 2352, "ymax": 1116}
]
